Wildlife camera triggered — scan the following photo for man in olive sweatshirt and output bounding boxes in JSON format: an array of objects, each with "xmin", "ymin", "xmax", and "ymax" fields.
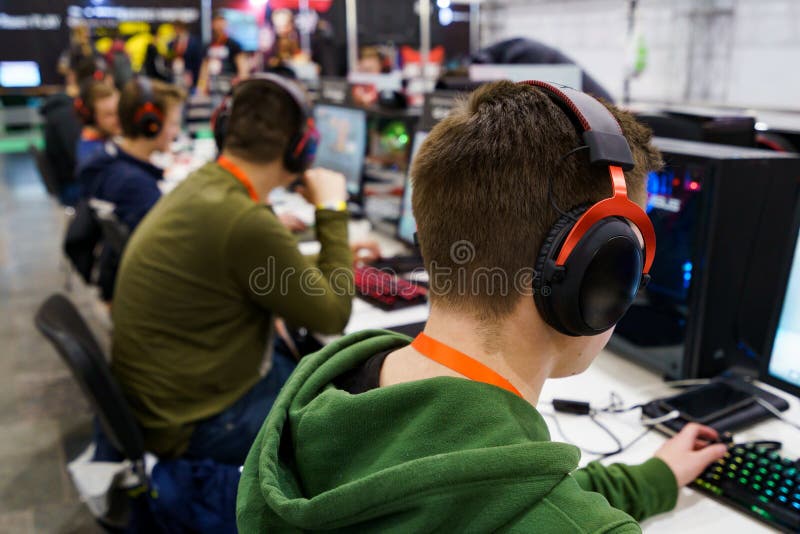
[
  {"xmin": 111, "ymin": 77, "xmax": 353, "ymax": 464},
  {"xmin": 237, "ymin": 81, "xmax": 727, "ymax": 531}
]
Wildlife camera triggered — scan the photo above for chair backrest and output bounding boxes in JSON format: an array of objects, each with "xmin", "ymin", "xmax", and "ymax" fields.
[
  {"xmin": 89, "ymin": 199, "xmax": 130, "ymax": 256},
  {"xmin": 35, "ymin": 294, "xmax": 144, "ymax": 462},
  {"xmin": 28, "ymin": 143, "xmax": 62, "ymax": 199}
]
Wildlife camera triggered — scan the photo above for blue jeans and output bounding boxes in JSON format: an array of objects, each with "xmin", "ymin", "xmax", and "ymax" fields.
[{"xmin": 183, "ymin": 349, "xmax": 297, "ymax": 466}]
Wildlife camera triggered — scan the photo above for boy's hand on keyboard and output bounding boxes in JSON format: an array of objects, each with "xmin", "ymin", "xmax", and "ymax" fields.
[
  {"xmin": 351, "ymin": 240, "xmax": 381, "ymax": 264},
  {"xmin": 654, "ymin": 423, "xmax": 729, "ymax": 487}
]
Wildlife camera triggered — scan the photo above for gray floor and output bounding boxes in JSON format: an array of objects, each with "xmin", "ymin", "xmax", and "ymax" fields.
[{"xmin": 0, "ymin": 152, "xmax": 105, "ymax": 533}]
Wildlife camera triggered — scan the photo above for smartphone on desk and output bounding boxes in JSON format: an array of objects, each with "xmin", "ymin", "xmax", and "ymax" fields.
[{"xmin": 658, "ymin": 381, "xmax": 757, "ymax": 424}]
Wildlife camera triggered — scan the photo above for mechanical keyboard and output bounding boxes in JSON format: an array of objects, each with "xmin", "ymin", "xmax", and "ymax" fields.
[
  {"xmin": 694, "ymin": 441, "xmax": 799, "ymax": 532},
  {"xmin": 354, "ymin": 266, "xmax": 427, "ymax": 311}
]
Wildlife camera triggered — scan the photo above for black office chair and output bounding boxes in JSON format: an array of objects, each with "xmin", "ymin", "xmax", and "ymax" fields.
[
  {"xmin": 34, "ymin": 294, "xmax": 145, "ymax": 474},
  {"xmin": 89, "ymin": 199, "xmax": 131, "ymax": 256},
  {"xmin": 30, "ymin": 143, "xmax": 77, "ymax": 291},
  {"xmin": 28, "ymin": 143, "xmax": 63, "ymax": 199}
]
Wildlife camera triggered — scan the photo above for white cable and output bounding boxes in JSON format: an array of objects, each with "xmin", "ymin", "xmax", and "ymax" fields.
[
  {"xmin": 754, "ymin": 397, "xmax": 800, "ymax": 432},
  {"xmin": 640, "ymin": 410, "xmax": 680, "ymax": 426}
]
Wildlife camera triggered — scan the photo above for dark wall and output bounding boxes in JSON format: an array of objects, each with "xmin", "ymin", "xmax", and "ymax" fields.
[
  {"xmin": 320, "ymin": 0, "xmax": 470, "ymax": 63},
  {"xmin": 0, "ymin": 0, "xmax": 199, "ymax": 85}
]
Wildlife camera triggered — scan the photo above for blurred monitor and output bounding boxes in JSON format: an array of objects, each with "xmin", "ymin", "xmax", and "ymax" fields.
[
  {"xmin": 397, "ymin": 131, "xmax": 429, "ymax": 245},
  {"xmin": 0, "ymin": 61, "xmax": 41, "ymax": 88},
  {"xmin": 288, "ymin": 61, "xmax": 320, "ymax": 89},
  {"xmin": 762, "ymin": 205, "xmax": 800, "ymax": 398},
  {"xmin": 468, "ymin": 64, "xmax": 582, "ymax": 90},
  {"xmin": 221, "ymin": 9, "xmax": 259, "ymax": 52},
  {"xmin": 347, "ymin": 72, "xmax": 403, "ymax": 92},
  {"xmin": 313, "ymin": 104, "xmax": 367, "ymax": 198}
]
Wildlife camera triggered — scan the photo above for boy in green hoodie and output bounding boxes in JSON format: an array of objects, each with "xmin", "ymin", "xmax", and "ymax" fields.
[{"xmin": 237, "ymin": 81, "xmax": 728, "ymax": 532}]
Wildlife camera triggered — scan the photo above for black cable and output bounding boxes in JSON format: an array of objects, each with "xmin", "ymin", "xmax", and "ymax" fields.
[
  {"xmin": 600, "ymin": 427, "xmax": 652, "ymax": 460},
  {"xmin": 589, "ymin": 413, "xmax": 624, "ymax": 456},
  {"xmin": 549, "ymin": 145, "xmax": 590, "ymax": 220},
  {"xmin": 544, "ymin": 410, "xmax": 623, "ymax": 457}
]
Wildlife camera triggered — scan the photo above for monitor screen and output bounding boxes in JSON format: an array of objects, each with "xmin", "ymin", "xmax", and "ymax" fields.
[
  {"xmin": 221, "ymin": 9, "xmax": 259, "ymax": 52},
  {"xmin": 767, "ymin": 226, "xmax": 800, "ymax": 391},
  {"xmin": 398, "ymin": 131, "xmax": 429, "ymax": 245},
  {"xmin": 313, "ymin": 104, "xmax": 367, "ymax": 197},
  {"xmin": 0, "ymin": 61, "xmax": 41, "ymax": 88}
]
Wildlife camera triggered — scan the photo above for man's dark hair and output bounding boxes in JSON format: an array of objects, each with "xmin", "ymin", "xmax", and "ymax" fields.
[
  {"xmin": 222, "ymin": 79, "xmax": 304, "ymax": 164},
  {"xmin": 411, "ymin": 80, "xmax": 662, "ymax": 320}
]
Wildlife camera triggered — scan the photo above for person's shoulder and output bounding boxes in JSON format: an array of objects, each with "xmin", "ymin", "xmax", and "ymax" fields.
[
  {"xmin": 228, "ymin": 37, "xmax": 243, "ymax": 52},
  {"xmin": 77, "ymin": 142, "xmax": 115, "ymax": 175},
  {"xmin": 536, "ymin": 473, "xmax": 641, "ymax": 533}
]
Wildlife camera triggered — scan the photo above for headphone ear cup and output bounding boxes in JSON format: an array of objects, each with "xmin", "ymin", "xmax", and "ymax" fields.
[
  {"xmin": 534, "ymin": 205, "xmax": 589, "ymax": 334},
  {"xmin": 536, "ymin": 209, "xmax": 645, "ymax": 337},
  {"xmin": 284, "ymin": 119, "xmax": 319, "ymax": 174},
  {"xmin": 139, "ymin": 113, "xmax": 162, "ymax": 138},
  {"xmin": 212, "ymin": 108, "xmax": 229, "ymax": 154}
]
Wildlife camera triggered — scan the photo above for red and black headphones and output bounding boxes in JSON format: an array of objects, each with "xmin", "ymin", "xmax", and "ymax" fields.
[
  {"xmin": 211, "ymin": 73, "xmax": 319, "ymax": 174},
  {"xmin": 74, "ymin": 95, "xmax": 94, "ymax": 125},
  {"xmin": 74, "ymin": 72, "xmax": 106, "ymax": 125},
  {"xmin": 132, "ymin": 76, "xmax": 164, "ymax": 139},
  {"xmin": 522, "ymin": 80, "xmax": 656, "ymax": 337}
]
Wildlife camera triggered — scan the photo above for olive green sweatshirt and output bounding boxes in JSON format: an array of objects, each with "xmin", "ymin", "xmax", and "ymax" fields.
[
  {"xmin": 237, "ymin": 330, "xmax": 678, "ymax": 533},
  {"xmin": 111, "ymin": 162, "xmax": 353, "ymax": 458}
]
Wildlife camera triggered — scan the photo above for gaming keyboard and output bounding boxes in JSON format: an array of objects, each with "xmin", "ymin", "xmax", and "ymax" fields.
[
  {"xmin": 694, "ymin": 441, "xmax": 800, "ymax": 532},
  {"xmin": 354, "ymin": 265, "xmax": 427, "ymax": 311}
]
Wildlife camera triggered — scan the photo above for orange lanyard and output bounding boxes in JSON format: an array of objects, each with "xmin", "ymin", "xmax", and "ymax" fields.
[
  {"xmin": 410, "ymin": 333, "xmax": 523, "ymax": 398},
  {"xmin": 217, "ymin": 155, "xmax": 259, "ymax": 203}
]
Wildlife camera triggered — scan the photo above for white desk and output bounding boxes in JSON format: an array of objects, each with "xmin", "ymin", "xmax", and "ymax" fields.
[
  {"xmin": 535, "ymin": 351, "xmax": 800, "ymax": 533},
  {"xmin": 328, "ymin": 246, "xmax": 800, "ymax": 533}
]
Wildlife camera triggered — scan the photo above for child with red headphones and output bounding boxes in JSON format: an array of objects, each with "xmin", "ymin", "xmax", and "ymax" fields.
[
  {"xmin": 74, "ymin": 79, "xmax": 121, "ymax": 166},
  {"xmin": 110, "ymin": 74, "xmax": 355, "ymax": 465},
  {"xmin": 77, "ymin": 76, "xmax": 186, "ymax": 302},
  {"xmin": 237, "ymin": 81, "xmax": 728, "ymax": 532}
]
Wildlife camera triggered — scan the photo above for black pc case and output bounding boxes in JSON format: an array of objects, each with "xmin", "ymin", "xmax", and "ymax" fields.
[{"xmin": 608, "ymin": 137, "xmax": 800, "ymax": 378}]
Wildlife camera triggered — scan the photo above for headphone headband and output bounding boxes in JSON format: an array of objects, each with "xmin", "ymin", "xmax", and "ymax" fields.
[
  {"xmin": 232, "ymin": 73, "xmax": 312, "ymax": 121},
  {"xmin": 519, "ymin": 80, "xmax": 635, "ymax": 170},
  {"xmin": 212, "ymin": 74, "xmax": 318, "ymax": 174},
  {"xmin": 524, "ymin": 79, "xmax": 657, "ymax": 336}
]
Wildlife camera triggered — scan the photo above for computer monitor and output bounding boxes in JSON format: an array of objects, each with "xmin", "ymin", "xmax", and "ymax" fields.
[
  {"xmin": 313, "ymin": 104, "xmax": 368, "ymax": 198},
  {"xmin": 219, "ymin": 9, "xmax": 259, "ymax": 52},
  {"xmin": 761, "ymin": 205, "xmax": 800, "ymax": 398},
  {"xmin": 397, "ymin": 131, "xmax": 429, "ymax": 246},
  {"xmin": 0, "ymin": 61, "xmax": 41, "ymax": 88}
]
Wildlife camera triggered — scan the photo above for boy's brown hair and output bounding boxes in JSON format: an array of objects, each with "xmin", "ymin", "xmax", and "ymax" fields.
[
  {"xmin": 78, "ymin": 80, "xmax": 116, "ymax": 122},
  {"xmin": 222, "ymin": 79, "xmax": 305, "ymax": 164},
  {"xmin": 118, "ymin": 78, "xmax": 186, "ymax": 138},
  {"xmin": 411, "ymin": 80, "xmax": 662, "ymax": 320}
]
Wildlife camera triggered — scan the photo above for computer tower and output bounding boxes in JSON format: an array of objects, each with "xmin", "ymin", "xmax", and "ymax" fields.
[
  {"xmin": 608, "ymin": 137, "xmax": 800, "ymax": 379},
  {"xmin": 635, "ymin": 108, "xmax": 756, "ymax": 148}
]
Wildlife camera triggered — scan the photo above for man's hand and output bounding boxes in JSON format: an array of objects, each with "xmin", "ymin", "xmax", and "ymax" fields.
[
  {"xmin": 654, "ymin": 422, "xmax": 728, "ymax": 487},
  {"xmin": 351, "ymin": 240, "xmax": 381, "ymax": 263},
  {"xmin": 298, "ymin": 168, "xmax": 347, "ymax": 207}
]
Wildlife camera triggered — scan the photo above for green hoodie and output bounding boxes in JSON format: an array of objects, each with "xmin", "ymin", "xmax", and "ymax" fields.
[{"xmin": 237, "ymin": 330, "xmax": 678, "ymax": 532}]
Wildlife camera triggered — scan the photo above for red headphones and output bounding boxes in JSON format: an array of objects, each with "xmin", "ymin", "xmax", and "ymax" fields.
[
  {"xmin": 522, "ymin": 80, "xmax": 656, "ymax": 337},
  {"xmin": 74, "ymin": 96, "xmax": 93, "ymax": 125},
  {"xmin": 132, "ymin": 76, "xmax": 164, "ymax": 139},
  {"xmin": 211, "ymin": 73, "xmax": 319, "ymax": 174}
]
